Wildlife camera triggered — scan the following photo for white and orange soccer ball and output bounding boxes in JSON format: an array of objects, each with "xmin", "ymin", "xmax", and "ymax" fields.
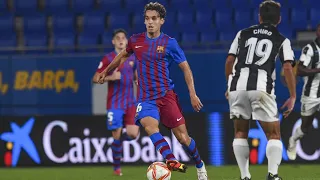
[{"xmin": 146, "ymin": 162, "xmax": 171, "ymax": 180}]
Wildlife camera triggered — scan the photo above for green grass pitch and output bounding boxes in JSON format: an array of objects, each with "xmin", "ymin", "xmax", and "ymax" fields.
[{"xmin": 1, "ymin": 164, "xmax": 320, "ymax": 180}]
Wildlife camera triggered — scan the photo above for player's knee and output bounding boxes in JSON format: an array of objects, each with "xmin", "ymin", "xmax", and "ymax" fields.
[
  {"xmin": 112, "ymin": 130, "xmax": 122, "ymax": 140},
  {"xmin": 234, "ymin": 131, "xmax": 248, "ymax": 138},
  {"xmin": 126, "ymin": 131, "xmax": 139, "ymax": 139},
  {"xmin": 266, "ymin": 131, "xmax": 281, "ymax": 140},
  {"xmin": 144, "ymin": 125, "xmax": 159, "ymax": 136}
]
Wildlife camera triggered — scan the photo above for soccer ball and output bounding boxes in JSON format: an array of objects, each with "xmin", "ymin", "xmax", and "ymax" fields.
[{"xmin": 146, "ymin": 162, "xmax": 171, "ymax": 180}]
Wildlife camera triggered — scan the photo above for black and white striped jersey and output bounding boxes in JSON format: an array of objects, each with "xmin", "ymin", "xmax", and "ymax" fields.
[
  {"xmin": 300, "ymin": 39, "xmax": 320, "ymax": 98},
  {"xmin": 227, "ymin": 23, "xmax": 295, "ymax": 95}
]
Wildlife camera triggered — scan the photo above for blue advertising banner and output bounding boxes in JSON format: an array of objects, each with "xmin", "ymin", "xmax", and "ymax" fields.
[{"xmin": 0, "ymin": 56, "xmax": 100, "ymax": 115}]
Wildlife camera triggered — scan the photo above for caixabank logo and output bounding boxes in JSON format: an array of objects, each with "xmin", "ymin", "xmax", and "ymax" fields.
[
  {"xmin": 0, "ymin": 116, "xmax": 196, "ymax": 166},
  {"xmin": 0, "ymin": 117, "xmax": 40, "ymax": 167},
  {"xmin": 248, "ymin": 115, "xmax": 288, "ymax": 164}
]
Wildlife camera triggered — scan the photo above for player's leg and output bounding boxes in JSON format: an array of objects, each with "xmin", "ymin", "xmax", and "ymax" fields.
[
  {"xmin": 172, "ymin": 124, "xmax": 203, "ymax": 168},
  {"xmin": 171, "ymin": 124, "xmax": 208, "ymax": 179},
  {"xmin": 111, "ymin": 128, "xmax": 123, "ymax": 175},
  {"xmin": 107, "ymin": 109, "xmax": 125, "ymax": 176},
  {"xmin": 124, "ymin": 125, "xmax": 139, "ymax": 139},
  {"xmin": 287, "ymin": 100, "xmax": 317, "ymax": 160},
  {"xmin": 259, "ymin": 121, "xmax": 282, "ymax": 180},
  {"xmin": 159, "ymin": 90, "xmax": 204, "ymax": 177},
  {"xmin": 229, "ymin": 91, "xmax": 252, "ymax": 180},
  {"xmin": 123, "ymin": 105, "xmax": 139, "ymax": 141},
  {"xmin": 135, "ymin": 101, "xmax": 184, "ymax": 172},
  {"xmin": 289, "ymin": 115, "xmax": 314, "ymax": 143},
  {"xmin": 250, "ymin": 91, "xmax": 282, "ymax": 180},
  {"xmin": 233, "ymin": 119, "xmax": 251, "ymax": 180}
]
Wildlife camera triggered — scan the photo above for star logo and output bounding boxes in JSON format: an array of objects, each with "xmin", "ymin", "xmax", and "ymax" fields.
[{"xmin": 0, "ymin": 117, "xmax": 40, "ymax": 167}]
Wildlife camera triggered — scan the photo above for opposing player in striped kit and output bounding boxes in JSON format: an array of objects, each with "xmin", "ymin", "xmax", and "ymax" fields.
[
  {"xmin": 96, "ymin": 2, "xmax": 208, "ymax": 180},
  {"xmin": 225, "ymin": 1, "xmax": 296, "ymax": 180},
  {"xmin": 287, "ymin": 24, "xmax": 320, "ymax": 160},
  {"xmin": 92, "ymin": 29, "xmax": 139, "ymax": 176}
]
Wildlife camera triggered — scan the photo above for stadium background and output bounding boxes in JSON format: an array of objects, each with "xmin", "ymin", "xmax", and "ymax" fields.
[{"xmin": 1, "ymin": 0, "xmax": 320, "ymax": 179}]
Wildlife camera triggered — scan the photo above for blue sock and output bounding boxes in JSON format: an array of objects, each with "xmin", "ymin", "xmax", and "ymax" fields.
[
  {"xmin": 111, "ymin": 139, "xmax": 122, "ymax": 170},
  {"xmin": 150, "ymin": 132, "xmax": 176, "ymax": 160},
  {"xmin": 183, "ymin": 138, "xmax": 203, "ymax": 168}
]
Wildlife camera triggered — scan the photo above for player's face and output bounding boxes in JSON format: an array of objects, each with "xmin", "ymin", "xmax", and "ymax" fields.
[
  {"xmin": 144, "ymin": 10, "xmax": 164, "ymax": 34},
  {"xmin": 112, "ymin": 32, "xmax": 128, "ymax": 50}
]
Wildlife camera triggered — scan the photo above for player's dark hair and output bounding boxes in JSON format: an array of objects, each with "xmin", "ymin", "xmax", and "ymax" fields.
[
  {"xmin": 144, "ymin": 2, "xmax": 166, "ymax": 19},
  {"xmin": 112, "ymin": 29, "xmax": 127, "ymax": 38},
  {"xmin": 259, "ymin": 0, "xmax": 281, "ymax": 25},
  {"xmin": 317, "ymin": 24, "xmax": 320, "ymax": 29}
]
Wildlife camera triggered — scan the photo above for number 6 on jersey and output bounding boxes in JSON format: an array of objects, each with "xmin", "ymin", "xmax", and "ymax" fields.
[{"xmin": 136, "ymin": 103, "xmax": 142, "ymax": 112}]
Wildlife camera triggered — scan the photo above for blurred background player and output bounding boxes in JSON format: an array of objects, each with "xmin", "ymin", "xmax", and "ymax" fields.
[
  {"xmin": 96, "ymin": 2, "xmax": 208, "ymax": 180},
  {"xmin": 287, "ymin": 24, "xmax": 320, "ymax": 160},
  {"xmin": 225, "ymin": 1, "xmax": 296, "ymax": 180},
  {"xmin": 92, "ymin": 29, "xmax": 139, "ymax": 176}
]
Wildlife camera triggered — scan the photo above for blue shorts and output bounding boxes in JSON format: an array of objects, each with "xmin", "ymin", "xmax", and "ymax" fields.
[
  {"xmin": 135, "ymin": 100, "xmax": 160, "ymax": 127},
  {"xmin": 107, "ymin": 106, "xmax": 136, "ymax": 130},
  {"xmin": 135, "ymin": 90, "xmax": 185, "ymax": 129}
]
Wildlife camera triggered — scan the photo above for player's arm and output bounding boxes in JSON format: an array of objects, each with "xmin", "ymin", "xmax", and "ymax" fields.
[
  {"xmin": 297, "ymin": 45, "xmax": 320, "ymax": 76},
  {"xmin": 280, "ymin": 39, "xmax": 296, "ymax": 98},
  {"xmin": 225, "ymin": 55, "xmax": 236, "ymax": 82},
  {"xmin": 179, "ymin": 61, "xmax": 203, "ymax": 112},
  {"xmin": 92, "ymin": 71, "xmax": 120, "ymax": 83},
  {"xmin": 92, "ymin": 57, "xmax": 120, "ymax": 83},
  {"xmin": 169, "ymin": 38, "xmax": 203, "ymax": 112},
  {"xmin": 297, "ymin": 64, "xmax": 320, "ymax": 76},
  {"xmin": 179, "ymin": 61, "xmax": 196, "ymax": 97},
  {"xmin": 225, "ymin": 31, "xmax": 240, "ymax": 81},
  {"xmin": 101, "ymin": 50, "xmax": 130, "ymax": 75},
  {"xmin": 97, "ymin": 37, "xmax": 134, "ymax": 83},
  {"xmin": 279, "ymin": 39, "xmax": 296, "ymax": 117},
  {"xmin": 283, "ymin": 62, "xmax": 296, "ymax": 98},
  {"xmin": 225, "ymin": 31, "xmax": 240, "ymax": 98}
]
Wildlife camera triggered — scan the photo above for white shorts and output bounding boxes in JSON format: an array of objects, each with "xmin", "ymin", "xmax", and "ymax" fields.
[
  {"xmin": 228, "ymin": 90, "xmax": 279, "ymax": 122},
  {"xmin": 301, "ymin": 96, "xmax": 320, "ymax": 116}
]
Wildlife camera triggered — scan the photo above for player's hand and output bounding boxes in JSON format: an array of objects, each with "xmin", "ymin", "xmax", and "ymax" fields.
[
  {"xmin": 110, "ymin": 68, "xmax": 121, "ymax": 81},
  {"xmin": 190, "ymin": 94, "xmax": 203, "ymax": 112},
  {"xmin": 97, "ymin": 73, "xmax": 106, "ymax": 84},
  {"xmin": 280, "ymin": 96, "xmax": 296, "ymax": 118}
]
